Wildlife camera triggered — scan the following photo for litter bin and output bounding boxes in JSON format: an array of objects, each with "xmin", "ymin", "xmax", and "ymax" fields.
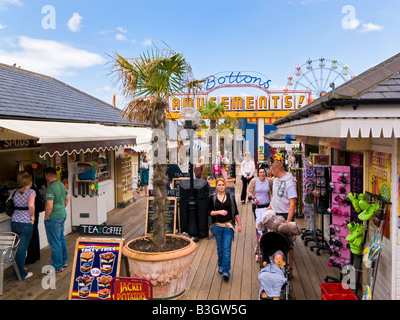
[{"xmin": 179, "ymin": 179, "xmax": 209, "ymax": 238}]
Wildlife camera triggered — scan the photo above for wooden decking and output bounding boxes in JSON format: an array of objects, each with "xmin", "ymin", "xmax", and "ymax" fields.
[{"xmin": 0, "ymin": 181, "xmax": 339, "ymax": 300}]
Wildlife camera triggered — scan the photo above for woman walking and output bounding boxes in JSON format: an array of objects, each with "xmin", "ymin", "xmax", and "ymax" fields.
[
  {"xmin": 208, "ymin": 178, "xmax": 242, "ymax": 280},
  {"xmin": 247, "ymin": 167, "xmax": 273, "ymax": 219},
  {"xmin": 240, "ymin": 152, "xmax": 255, "ymax": 203},
  {"xmin": 6, "ymin": 172, "xmax": 36, "ymax": 279},
  {"xmin": 137, "ymin": 153, "xmax": 150, "ymax": 196}
]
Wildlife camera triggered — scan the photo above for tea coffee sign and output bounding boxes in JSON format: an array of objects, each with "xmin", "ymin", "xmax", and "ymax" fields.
[
  {"xmin": 69, "ymin": 238, "xmax": 124, "ymax": 300},
  {"xmin": 79, "ymin": 224, "xmax": 123, "ymax": 237}
]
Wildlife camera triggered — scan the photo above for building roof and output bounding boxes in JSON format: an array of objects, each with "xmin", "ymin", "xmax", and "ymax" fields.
[
  {"xmin": 275, "ymin": 52, "xmax": 400, "ymax": 126},
  {"xmin": 0, "ymin": 63, "xmax": 133, "ymax": 125}
]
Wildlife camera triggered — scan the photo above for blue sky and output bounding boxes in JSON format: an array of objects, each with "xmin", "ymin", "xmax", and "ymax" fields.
[{"xmin": 0, "ymin": 0, "xmax": 399, "ymax": 107}]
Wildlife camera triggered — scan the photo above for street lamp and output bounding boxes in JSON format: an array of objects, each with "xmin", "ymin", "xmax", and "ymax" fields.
[{"xmin": 178, "ymin": 107, "xmax": 202, "ymax": 242}]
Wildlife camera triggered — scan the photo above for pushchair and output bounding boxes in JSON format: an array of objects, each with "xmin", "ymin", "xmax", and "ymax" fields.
[
  {"xmin": 258, "ymin": 231, "xmax": 291, "ymax": 300},
  {"xmin": 254, "ymin": 207, "xmax": 272, "ymax": 262}
]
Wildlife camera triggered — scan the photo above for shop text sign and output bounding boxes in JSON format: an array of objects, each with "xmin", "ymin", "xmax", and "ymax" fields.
[
  {"xmin": 204, "ymin": 71, "xmax": 272, "ymax": 91},
  {"xmin": 169, "ymin": 92, "xmax": 310, "ymax": 113},
  {"xmin": 0, "ymin": 139, "xmax": 38, "ymax": 150},
  {"xmin": 111, "ymin": 277, "xmax": 153, "ymax": 300}
]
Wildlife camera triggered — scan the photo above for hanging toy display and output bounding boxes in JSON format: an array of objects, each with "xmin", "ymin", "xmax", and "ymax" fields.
[
  {"xmin": 328, "ymin": 166, "xmax": 352, "ymax": 268},
  {"xmin": 302, "ymin": 157, "xmax": 316, "ymax": 227}
]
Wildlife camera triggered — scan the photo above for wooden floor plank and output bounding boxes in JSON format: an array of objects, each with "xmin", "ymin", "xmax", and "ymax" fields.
[{"xmin": 241, "ymin": 202, "xmax": 256, "ymax": 300}]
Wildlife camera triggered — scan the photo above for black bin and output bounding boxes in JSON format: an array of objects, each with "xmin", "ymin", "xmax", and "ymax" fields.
[{"xmin": 179, "ymin": 179, "xmax": 210, "ymax": 238}]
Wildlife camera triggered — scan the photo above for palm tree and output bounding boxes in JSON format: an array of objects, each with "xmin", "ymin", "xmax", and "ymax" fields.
[{"xmin": 110, "ymin": 47, "xmax": 197, "ymax": 247}]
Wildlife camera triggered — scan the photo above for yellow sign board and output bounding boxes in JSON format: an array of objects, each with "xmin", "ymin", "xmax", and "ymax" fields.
[{"xmin": 168, "ymin": 93, "xmax": 310, "ymax": 117}]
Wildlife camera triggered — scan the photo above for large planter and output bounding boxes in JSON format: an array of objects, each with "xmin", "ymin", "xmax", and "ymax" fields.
[{"xmin": 122, "ymin": 234, "xmax": 197, "ymax": 300}]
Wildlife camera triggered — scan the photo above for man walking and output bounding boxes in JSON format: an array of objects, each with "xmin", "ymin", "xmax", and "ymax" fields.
[
  {"xmin": 269, "ymin": 161, "xmax": 297, "ymax": 222},
  {"xmin": 269, "ymin": 161, "xmax": 298, "ymax": 274},
  {"xmin": 44, "ymin": 167, "xmax": 70, "ymax": 273}
]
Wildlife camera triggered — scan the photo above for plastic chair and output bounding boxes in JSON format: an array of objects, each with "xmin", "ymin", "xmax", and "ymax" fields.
[{"xmin": 0, "ymin": 232, "xmax": 22, "ymax": 295}]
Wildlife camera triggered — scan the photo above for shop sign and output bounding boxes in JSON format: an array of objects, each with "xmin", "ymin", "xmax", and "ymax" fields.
[
  {"xmin": 204, "ymin": 71, "xmax": 272, "ymax": 92},
  {"xmin": 0, "ymin": 139, "xmax": 38, "ymax": 150},
  {"xmin": 168, "ymin": 92, "xmax": 309, "ymax": 113},
  {"xmin": 79, "ymin": 224, "xmax": 123, "ymax": 237},
  {"xmin": 369, "ymin": 151, "xmax": 391, "ymax": 201},
  {"xmin": 110, "ymin": 277, "xmax": 153, "ymax": 300}
]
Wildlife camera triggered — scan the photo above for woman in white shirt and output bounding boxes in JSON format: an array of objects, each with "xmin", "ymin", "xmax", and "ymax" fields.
[{"xmin": 240, "ymin": 152, "xmax": 255, "ymax": 203}]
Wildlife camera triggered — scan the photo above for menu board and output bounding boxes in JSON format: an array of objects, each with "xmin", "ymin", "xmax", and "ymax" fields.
[
  {"xmin": 145, "ymin": 196, "xmax": 177, "ymax": 235},
  {"xmin": 68, "ymin": 238, "xmax": 124, "ymax": 300}
]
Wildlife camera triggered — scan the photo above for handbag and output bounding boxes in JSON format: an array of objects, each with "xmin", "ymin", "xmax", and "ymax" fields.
[
  {"xmin": 5, "ymin": 189, "xmax": 18, "ymax": 217},
  {"xmin": 5, "ymin": 189, "xmax": 29, "ymax": 217}
]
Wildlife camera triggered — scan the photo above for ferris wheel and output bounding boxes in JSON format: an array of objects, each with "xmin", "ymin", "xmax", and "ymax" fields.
[{"xmin": 285, "ymin": 57, "xmax": 356, "ymax": 98}]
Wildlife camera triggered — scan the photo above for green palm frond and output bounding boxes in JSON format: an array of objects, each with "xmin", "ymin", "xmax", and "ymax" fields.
[
  {"xmin": 198, "ymin": 101, "xmax": 227, "ymax": 121},
  {"xmin": 111, "ymin": 47, "xmax": 195, "ymax": 102}
]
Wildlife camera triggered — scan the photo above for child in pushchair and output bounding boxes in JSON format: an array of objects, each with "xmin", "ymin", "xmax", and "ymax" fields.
[{"xmin": 258, "ymin": 232, "xmax": 291, "ymax": 300}]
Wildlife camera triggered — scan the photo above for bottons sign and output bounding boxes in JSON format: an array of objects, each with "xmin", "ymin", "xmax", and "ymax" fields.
[{"xmin": 204, "ymin": 71, "xmax": 272, "ymax": 92}]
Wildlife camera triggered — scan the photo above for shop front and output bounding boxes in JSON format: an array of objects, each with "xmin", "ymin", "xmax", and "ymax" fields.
[
  {"xmin": 0, "ymin": 120, "xmax": 151, "ymax": 250},
  {"xmin": 271, "ymin": 52, "xmax": 400, "ymax": 299}
]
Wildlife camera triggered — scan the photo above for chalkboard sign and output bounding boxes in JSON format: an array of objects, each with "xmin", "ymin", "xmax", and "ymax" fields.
[
  {"xmin": 145, "ymin": 196, "xmax": 177, "ymax": 235},
  {"xmin": 68, "ymin": 237, "xmax": 124, "ymax": 300}
]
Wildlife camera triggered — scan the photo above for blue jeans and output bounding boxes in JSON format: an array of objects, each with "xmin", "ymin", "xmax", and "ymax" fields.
[
  {"xmin": 11, "ymin": 221, "xmax": 34, "ymax": 279},
  {"xmin": 213, "ymin": 225, "xmax": 234, "ymax": 276},
  {"xmin": 44, "ymin": 218, "xmax": 68, "ymax": 270}
]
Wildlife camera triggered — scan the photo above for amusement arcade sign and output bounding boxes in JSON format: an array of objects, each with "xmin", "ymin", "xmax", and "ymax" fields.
[{"xmin": 167, "ymin": 71, "xmax": 311, "ymax": 119}]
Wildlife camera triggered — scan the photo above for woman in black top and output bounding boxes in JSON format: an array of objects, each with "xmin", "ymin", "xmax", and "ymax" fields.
[{"xmin": 208, "ymin": 178, "xmax": 242, "ymax": 280}]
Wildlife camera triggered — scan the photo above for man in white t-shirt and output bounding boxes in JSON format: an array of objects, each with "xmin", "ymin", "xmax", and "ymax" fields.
[
  {"xmin": 269, "ymin": 161, "xmax": 297, "ymax": 222},
  {"xmin": 269, "ymin": 161, "xmax": 298, "ymax": 274}
]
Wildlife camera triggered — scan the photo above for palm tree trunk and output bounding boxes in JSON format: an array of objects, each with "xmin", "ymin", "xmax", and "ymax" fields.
[{"xmin": 150, "ymin": 100, "xmax": 168, "ymax": 247}]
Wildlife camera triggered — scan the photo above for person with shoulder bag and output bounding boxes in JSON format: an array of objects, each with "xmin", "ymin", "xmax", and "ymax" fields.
[
  {"xmin": 5, "ymin": 172, "xmax": 36, "ymax": 280},
  {"xmin": 208, "ymin": 178, "xmax": 242, "ymax": 280}
]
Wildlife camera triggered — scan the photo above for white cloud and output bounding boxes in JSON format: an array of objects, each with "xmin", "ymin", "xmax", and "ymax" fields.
[
  {"xmin": 116, "ymin": 34, "xmax": 127, "ymax": 41},
  {"xmin": 360, "ymin": 22, "xmax": 383, "ymax": 32},
  {"xmin": 116, "ymin": 27, "xmax": 127, "ymax": 34},
  {"xmin": 67, "ymin": 12, "xmax": 83, "ymax": 32},
  {"xmin": 0, "ymin": 0, "xmax": 23, "ymax": 10},
  {"xmin": 143, "ymin": 38, "xmax": 153, "ymax": 46},
  {"xmin": 0, "ymin": 23, "xmax": 6, "ymax": 30},
  {"xmin": 0, "ymin": 36, "xmax": 106, "ymax": 76}
]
